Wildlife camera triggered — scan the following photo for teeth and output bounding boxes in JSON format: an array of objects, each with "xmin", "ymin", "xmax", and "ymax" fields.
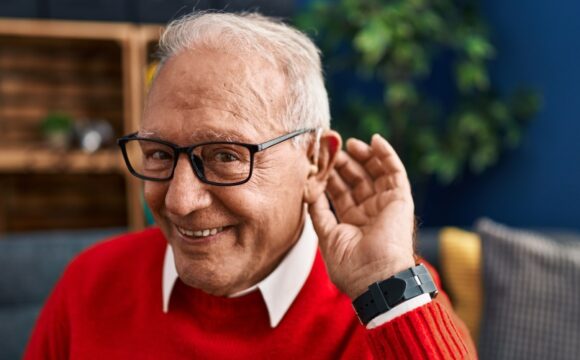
[{"xmin": 178, "ymin": 226, "xmax": 224, "ymax": 238}]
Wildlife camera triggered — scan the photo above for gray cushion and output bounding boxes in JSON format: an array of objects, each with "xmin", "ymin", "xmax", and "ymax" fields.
[
  {"xmin": 0, "ymin": 228, "xmax": 124, "ymax": 360},
  {"xmin": 0, "ymin": 305, "xmax": 42, "ymax": 360},
  {"xmin": 0, "ymin": 228, "xmax": 123, "ymax": 304},
  {"xmin": 477, "ymin": 218, "xmax": 580, "ymax": 360}
]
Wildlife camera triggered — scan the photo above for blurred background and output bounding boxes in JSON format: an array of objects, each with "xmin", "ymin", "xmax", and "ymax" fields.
[
  {"xmin": 0, "ymin": 0, "xmax": 578, "ymax": 232},
  {"xmin": 0, "ymin": 0, "xmax": 579, "ymax": 359}
]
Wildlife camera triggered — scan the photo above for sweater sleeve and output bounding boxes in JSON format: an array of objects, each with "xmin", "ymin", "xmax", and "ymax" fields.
[
  {"xmin": 23, "ymin": 265, "xmax": 72, "ymax": 360},
  {"xmin": 365, "ymin": 261, "xmax": 478, "ymax": 359}
]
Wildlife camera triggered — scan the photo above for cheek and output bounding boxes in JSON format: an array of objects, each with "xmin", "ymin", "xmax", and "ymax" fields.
[
  {"xmin": 223, "ymin": 187, "xmax": 272, "ymax": 239},
  {"xmin": 226, "ymin": 187, "xmax": 268, "ymax": 226},
  {"xmin": 237, "ymin": 177, "xmax": 305, "ymax": 242},
  {"xmin": 143, "ymin": 182, "xmax": 167, "ymax": 214}
]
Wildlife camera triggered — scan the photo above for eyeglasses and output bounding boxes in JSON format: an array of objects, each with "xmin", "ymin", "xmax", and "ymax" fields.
[{"xmin": 117, "ymin": 129, "xmax": 314, "ymax": 186}]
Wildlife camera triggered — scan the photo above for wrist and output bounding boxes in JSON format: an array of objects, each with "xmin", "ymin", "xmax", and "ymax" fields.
[
  {"xmin": 352, "ymin": 263, "xmax": 439, "ymax": 326},
  {"xmin": 345, "ymin": 257, "xmax": 415, "ymax": 300}
]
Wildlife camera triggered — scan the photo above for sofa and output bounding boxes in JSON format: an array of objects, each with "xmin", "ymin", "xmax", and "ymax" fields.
[
  {"xmin": 0, "ymin": 228, "xmax": 124, "ymax": 359},
  {"xmin": 1, "ymin": 222, "xmax": 579, "ymax": 360}
]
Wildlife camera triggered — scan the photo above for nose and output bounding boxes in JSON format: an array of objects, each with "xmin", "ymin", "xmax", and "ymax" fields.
[{"xmin": 164, "ymin": 154, "xmax": 212, "ymax": 217}]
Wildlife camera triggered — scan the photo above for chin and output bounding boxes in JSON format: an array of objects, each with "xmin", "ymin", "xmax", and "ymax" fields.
[{"xmin": 176, "ymin": 261, "xmax": 240, "ymax": 296}]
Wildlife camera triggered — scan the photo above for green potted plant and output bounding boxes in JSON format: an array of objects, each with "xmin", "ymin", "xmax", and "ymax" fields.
[
  {"xmin": 296, "ymin": 0, "xmax": 541, "ymax": 185},
  {"xmin": 40, "ymin": 112, "xmax": 73, "ymax": 149}
]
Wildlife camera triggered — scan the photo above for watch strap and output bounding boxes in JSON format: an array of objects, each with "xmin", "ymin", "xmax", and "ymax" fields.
[{"xmin": 352, "ymin": 263, "xmax": 438, "ymax": 325}]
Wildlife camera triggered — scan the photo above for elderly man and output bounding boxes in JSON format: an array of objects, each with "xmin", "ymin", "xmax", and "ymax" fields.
[{"xmin": 25, "ymin": 12, "xmax": 475, "ymax": 359}]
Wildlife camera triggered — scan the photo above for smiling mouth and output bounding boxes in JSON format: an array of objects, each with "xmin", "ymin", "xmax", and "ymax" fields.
[{"xmin": 176, "ymin": 225, "xmax": 226, "ymax": 239}]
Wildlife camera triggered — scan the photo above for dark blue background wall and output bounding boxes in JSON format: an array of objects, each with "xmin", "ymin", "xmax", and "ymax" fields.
[
  {"xmin": 297, "ymin": 0, "xmax": 580, "ymax": 230},
  {"xmin": 421, "ymin": 0, "xmax": 580, "ymax": 229}
]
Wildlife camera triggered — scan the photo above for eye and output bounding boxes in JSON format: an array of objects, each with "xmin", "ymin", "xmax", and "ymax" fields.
[
  {"xmin": 214, "ymin": 151, "xmax": 239, "ymax": 163},
  {"xmin": 147, "ymin": 150, "xmax": 173, "ymax": 161},
  {"xmin": 198, "ymin": 144, "xmax": 249, "ymax": 165}
]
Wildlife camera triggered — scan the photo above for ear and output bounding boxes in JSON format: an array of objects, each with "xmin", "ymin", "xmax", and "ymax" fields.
[{"xmin": 303, "ymin": 130, "xmax": 342, "ymax": 204}]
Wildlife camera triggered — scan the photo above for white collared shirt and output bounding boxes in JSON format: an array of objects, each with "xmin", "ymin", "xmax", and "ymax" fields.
[{"xmin": 162, "ymin": 215, "xmax": 431, "ymax": 329}]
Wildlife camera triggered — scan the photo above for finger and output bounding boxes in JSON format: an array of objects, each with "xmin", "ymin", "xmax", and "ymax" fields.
[
  {"xmin": 345, "ymin": 138, "xmax": 383, "ymax": 179},
  {"xmin": 326, "ymin": 170, "xmax": 357, "ymax": 219},
  {"xmin": 364, "ymin": 157, "xmax": 385, "ymax": 179},
  {"xmin": 326, "ymin": 168, "xmax": 351, "ymax": 195},
  {"xmin": 371, "ymin": 134, "xmax": 407, "ymax": 176},
  {"xmin": 334, "ymin": 151, "xmax": 375, "ymax": 204},
  {"xmin": 345, "ymin": 138, "xmax": 372, "ymax": 163},
  {"xmin": 308, "ymin": 193, "xmax": 338, "ymax": 245},
  {"xmin": 374, "ymin": 172, "xmax": 411, "ymax": 193}
]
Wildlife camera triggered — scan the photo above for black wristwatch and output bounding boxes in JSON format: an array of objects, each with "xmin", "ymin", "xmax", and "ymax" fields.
[{"xmin": 352, "ymin": 264, "xmax": 438, "ymax": 325}]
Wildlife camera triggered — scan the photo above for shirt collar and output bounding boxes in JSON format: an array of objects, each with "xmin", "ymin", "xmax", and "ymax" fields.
[{"xmin": 162, "ymin": 215, "xmax": 318, "ymax": 328}]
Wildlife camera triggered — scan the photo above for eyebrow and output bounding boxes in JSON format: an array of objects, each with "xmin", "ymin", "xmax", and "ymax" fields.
[{"xmin": 137, "ymin": 129, "xmax": 254, "ymax": 144}]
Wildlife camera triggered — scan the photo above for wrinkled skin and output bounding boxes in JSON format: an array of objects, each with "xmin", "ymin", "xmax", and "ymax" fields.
[{"xmin": 143, "ymin": 47, "xmax": 415, "ymax": 300}]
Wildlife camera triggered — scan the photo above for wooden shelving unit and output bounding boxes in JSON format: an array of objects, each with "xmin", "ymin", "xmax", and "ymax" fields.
[
  {"xmin": 0, "ymin": 146, "xmax": 122, "ymax": 173},
  {"xmin": 0, "ymin": 18, "xmax": 162, "ymax": 232}
]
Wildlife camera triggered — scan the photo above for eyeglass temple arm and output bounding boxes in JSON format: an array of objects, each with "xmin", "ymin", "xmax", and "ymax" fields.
[{"xmin": 257, "ymin": 129, "xmax": 315, "ymax": 151}]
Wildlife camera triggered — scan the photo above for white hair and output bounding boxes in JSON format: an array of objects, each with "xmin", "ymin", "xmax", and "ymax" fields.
[{"xmin": 155, "ymin": 11, "xmax": 331, "ymax": 141}]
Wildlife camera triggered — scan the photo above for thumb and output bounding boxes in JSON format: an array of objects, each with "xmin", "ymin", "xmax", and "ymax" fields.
[{"xmin": 308, "ymin": 193, "xmax": 338, "ymax": 249}]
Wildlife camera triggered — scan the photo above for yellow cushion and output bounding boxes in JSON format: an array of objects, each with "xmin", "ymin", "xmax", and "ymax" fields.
[{"xmin": 439, "ymin": 227, "xmax": 483, "ymax": 344}]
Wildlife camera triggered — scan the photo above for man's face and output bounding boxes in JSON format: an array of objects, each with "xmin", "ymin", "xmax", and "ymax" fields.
[{"xmin": 142, "ymin": 48, "xmax": 311, "ymax": 296}]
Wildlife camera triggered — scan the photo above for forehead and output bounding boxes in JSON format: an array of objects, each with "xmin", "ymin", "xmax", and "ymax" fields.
[{"xmin": 143, "ymin": 47, "xmax": 287, "ymax": 142}]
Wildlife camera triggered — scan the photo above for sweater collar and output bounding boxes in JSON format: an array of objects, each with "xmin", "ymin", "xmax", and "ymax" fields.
[{"xmin": 162, "ymin": 215, "xmax": 318, "ymax": 328}]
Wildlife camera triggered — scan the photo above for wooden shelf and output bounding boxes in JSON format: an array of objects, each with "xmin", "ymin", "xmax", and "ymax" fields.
[
  {"xmin": 0, "ymin": 18, "xmax": 162, "ymax": 42},
  {"xmin": 0, "ymin": 146, "xmax": 124, "ymax": 173},
  {"xmin": 0, "ymin": 18, "xmax": 160, "ymax": 232}
]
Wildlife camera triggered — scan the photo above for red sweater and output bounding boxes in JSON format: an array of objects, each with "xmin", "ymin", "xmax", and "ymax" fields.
[{"xmin": 25, "ymin": 228, "xmax": 475, "ymax": 359}]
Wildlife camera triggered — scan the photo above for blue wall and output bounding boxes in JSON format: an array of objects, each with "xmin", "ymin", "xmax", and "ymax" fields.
[
  {"xmin": 297, "ymin": 0, "xmax": 580, "ymax": 229},
  {"xmin": 422, "ymin": 0, "xmax": 580, "ymax": 229}
]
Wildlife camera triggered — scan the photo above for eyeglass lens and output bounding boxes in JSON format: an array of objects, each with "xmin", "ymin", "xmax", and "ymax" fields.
[{"xmin": 123, "ymin": 139, "xmax": 252, "ymax": 184}]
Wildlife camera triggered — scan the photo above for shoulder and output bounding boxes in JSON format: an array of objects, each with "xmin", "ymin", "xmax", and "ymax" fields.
[{"xmin": 39, "ymin": 228, "xmax": 169, "ymax": 335}]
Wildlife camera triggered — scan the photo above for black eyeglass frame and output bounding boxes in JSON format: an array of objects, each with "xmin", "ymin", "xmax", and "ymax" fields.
[{"xmin": 117, "ymin": 128, "xmax": 315, "ymax": 186}]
